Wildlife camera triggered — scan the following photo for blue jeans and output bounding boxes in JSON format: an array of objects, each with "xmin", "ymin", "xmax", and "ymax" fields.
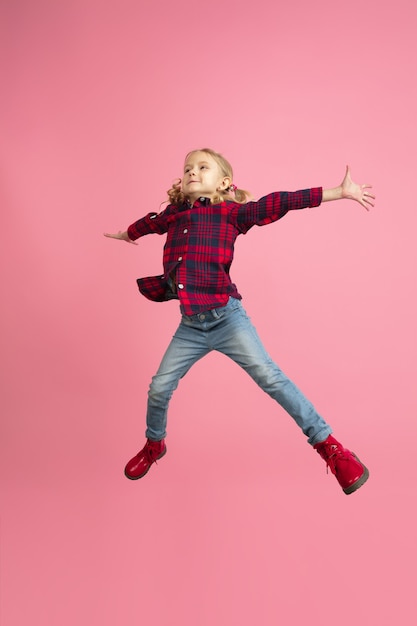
[{"xmin": 145, "ymin": 297, "xmax": 332, "ymax": 445}]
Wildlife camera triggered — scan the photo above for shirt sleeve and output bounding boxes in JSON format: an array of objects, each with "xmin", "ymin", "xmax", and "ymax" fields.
[
  {"xmin": 230, "ymin": 188, "xmax": 322, "ymax": 234},
  {"xmin": 127, "ymin": 205, "xmax": 176, "ymax": 240}
]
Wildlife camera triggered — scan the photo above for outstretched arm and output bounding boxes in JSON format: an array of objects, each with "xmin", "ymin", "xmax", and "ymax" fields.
[
  {"xmin": 103, "ymin": 231, "xmax": 138, "ymax": 245},
  {"xmin": 322, "ymin": 166, "xmax": 375, "ymax": 211}
]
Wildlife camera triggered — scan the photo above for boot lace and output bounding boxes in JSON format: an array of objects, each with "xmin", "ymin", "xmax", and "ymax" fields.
[{"xmin": 321, "ymin": 443, "xmax": 350, "ymax": 475}]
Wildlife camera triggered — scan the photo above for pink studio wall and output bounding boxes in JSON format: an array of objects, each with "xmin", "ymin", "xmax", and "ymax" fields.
[{"xmin": 1, "ymin": 1, "xmax": 416, "ymax": 625}]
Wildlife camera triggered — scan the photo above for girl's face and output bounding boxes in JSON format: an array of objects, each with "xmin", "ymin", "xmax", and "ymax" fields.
[{"xmin": 181, "ymin": 151, "xmax": 230, "ymax": 203}]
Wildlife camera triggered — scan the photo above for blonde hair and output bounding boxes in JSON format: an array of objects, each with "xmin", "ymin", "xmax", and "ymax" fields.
[{"xmin": 166, "ymin": 148, "xmax": 252, "ymax": 206}]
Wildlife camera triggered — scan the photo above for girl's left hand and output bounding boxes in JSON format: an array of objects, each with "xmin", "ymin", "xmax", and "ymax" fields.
[
  {"xmin": 103, "ymin": 231, "xmax": 138, "ymax": 244},
  {"xmin": 341, "ymin": 166, "xmax": 375, "ymax": 211}
]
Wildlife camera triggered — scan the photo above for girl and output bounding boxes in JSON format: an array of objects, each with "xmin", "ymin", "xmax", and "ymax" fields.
[{"xmin": 104, "ymin": 148, "xmax": 374, "ymax": 494}]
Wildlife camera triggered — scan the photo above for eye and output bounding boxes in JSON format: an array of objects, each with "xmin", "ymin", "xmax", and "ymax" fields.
[{"xmin": 200, "ymin": 165, "xmax": 207, "ymax": 170}]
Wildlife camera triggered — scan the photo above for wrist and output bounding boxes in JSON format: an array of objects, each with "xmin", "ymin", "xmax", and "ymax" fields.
[{"xmin": 322, "ymin": 186, "xmax": 343, "ymax": 203}]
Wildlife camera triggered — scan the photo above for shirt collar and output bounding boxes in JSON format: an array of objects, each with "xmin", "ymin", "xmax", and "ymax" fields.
[{"xmin": 186, "ymin": 196, "xmax": 211, "ymax": 208}]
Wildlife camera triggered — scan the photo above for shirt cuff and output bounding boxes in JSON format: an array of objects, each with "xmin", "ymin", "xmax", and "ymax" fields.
[
  {"xmin": 127, "ymin": 224, "xmax": 140, "ymax": 240},
  {"xmin": 311, "ymin": 187, "xmax": 322, "ymax": 207}
]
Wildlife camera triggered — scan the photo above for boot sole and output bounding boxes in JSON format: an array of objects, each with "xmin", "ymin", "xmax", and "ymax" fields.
[
  {"xmin": 343, "ymin": 454, "xmax": 369, "ymax": 495},
  {"xmin": 124, "ymin": 447, "xmax": 167, "ymax": 481}
]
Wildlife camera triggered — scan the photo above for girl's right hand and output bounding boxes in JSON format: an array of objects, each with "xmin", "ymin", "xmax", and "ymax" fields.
[
  {"xmin": 103, "ymin": 231, "xmax": 138, "ymax": 245},
  {"xmin": 340, "ymin": 166, "xmax": 375, "ymax": 211}
]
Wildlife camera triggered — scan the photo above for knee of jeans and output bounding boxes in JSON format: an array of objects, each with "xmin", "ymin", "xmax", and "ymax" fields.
[
  {"xmin": 148, "ymin": 374, "xmax": 178, "ymax": 400},
  {"xmin": 249, "ymin": 361, "xmax": 285, "ymax": 389}
]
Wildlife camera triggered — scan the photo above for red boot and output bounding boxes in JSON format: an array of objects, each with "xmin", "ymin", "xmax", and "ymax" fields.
[
  {"xmin": 314, "ymin": 435, "xmax": 369, "ymax": 495},
  {"xmin": 124, "ymin": 439, "xmax": 166, "ymax": 480}
]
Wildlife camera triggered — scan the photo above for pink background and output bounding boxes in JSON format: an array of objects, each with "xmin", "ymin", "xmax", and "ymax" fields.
[{"xmin": 1, "ymin": 0, "xmax": 416, "ymax": 624}]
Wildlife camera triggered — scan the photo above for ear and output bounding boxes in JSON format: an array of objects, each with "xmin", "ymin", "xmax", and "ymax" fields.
[{"xmin": 218, "ymin": 176, "xmax": 231, "ymax": 191}]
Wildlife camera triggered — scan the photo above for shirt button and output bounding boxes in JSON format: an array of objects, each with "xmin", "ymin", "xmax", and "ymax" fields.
[
  {"xmin": 199, "ymin": 314, "xmax": 206, "ymax": 321},
  {"xmin": 178, "ymin": 283, "xmax": 184, "ymax": 289},
  {"xmin": 199, "ymin": 197, "xmax": 205, "ymax": 202},
  {"xmin": 178, "ymin": 256, "xmax": 182, "ymax": 261},
  {"xmin": 183, "ymin": 228, "xmax": 188, "ymax": 233}
]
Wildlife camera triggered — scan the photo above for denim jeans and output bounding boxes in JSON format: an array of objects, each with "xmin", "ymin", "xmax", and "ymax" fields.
[{"xmin": 145, "ymin": 297, "xmax": 332, "ymax": 445}]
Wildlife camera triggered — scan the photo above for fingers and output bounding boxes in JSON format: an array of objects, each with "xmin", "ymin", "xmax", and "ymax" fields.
[
  {"xmin": 361, "ymin": 191, "xmax": 375, "ymax": 210},
  {"xmin": 103, "ymin": 231, "xmax": 138, "ymax": 244},
  {"xmin": 103, "ymin": 231, "xmax": 124, "ymax": 237},
  {"xmin": 362, "ymin": 189, "xmax": 376, "ymax": 201}
]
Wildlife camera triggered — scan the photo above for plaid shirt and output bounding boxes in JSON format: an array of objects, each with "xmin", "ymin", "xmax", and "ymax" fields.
[{"xmin": 127, "ymin": 188, "xmax": 322, "ymax": 315}]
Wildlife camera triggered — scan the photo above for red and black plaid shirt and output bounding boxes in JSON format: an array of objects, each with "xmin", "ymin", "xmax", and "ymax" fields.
[{"xmin": 127, "ymin": 188, "xmax": 322, "ymax": 315}]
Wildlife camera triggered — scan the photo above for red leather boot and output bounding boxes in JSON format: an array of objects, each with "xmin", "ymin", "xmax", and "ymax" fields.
[
  {"xmin": 124, "ymin": 439, "xmax": 166, "ymax": 480},
  {"xmin": 314, "ymin": 435, "xmax": 369, "ymax": 495}
]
